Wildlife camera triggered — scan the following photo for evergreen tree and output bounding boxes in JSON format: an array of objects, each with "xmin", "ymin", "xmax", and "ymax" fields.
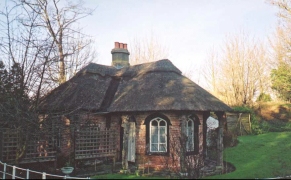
[
  {"xmin": 271, "ymin": 62, "xmax": 291, "ymax": 102},
  {"xmin": 0, "ymin": 61, "xmax": 37, "ymax": 164}
]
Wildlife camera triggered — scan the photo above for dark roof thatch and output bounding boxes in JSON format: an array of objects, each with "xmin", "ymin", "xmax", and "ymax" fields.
[{"xmin": 38, "ymin": 59, "xmax": 232, "ymax": 113}]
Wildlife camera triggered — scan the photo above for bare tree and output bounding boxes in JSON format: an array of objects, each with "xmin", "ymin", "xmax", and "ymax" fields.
[
  {"xmin": 181, "ymin": 61, "xmax": 203, "ymax": 87},
  {"xmin": 269, "ymin": 26, "xmax": 291, "ymax": 66},
  {"xmin": 269, "ymin": 0, "xmax": 291, "ymax": 24},
  {"xmin": 0, "ymin": 0, "xmax": 54, "ymax": 164},
  {"xmin": 0, "ymin": 0, "xmax": 97, "ymax": 164},
  {"xmin": 129, "ymin": 32, "xmax": 169, "ymax": 65},
  {"xmin": 201, "ymin": 48, "xmax": 220, "ymax": 96},
  {"xmin": 267, "ymin": 0, "xmax": 291, "ymax": 101},
  {"xmin": 268, "ymin": 0, "xmax": 291, "ymax": 66},
  {"xmin": 0, "ymin": 0, "xmax": 49, "ymax": 102},
  {"xmin": 22, "ymin": 0, "xmax": 96, "ymax": 84},
  {"xmin": 203, "ymin": 32, "xmax": 270, "ymax": 106}
]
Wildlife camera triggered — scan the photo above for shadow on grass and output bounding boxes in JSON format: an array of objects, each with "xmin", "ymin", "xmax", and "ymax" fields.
[
  {"xmin": 206, "ymin": 132, "xmax": 291, "ymax": 179},
  {"xmin": 91, "ymin": 173, "xmax": 170, "ymax": 179}
]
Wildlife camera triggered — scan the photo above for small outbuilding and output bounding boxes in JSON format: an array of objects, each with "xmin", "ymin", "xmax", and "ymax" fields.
[{"xmin": 37, "ymin": 42, "xmax": 232, "ymax": 175}]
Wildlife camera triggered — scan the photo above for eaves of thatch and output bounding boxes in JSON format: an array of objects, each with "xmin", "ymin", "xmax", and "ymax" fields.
[{"xmin": 38, "ymin": 59, "xmax": 232, "ymax": 113}]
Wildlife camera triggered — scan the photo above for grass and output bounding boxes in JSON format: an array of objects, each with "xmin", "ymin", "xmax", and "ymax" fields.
[
  {"xmin": 91, "ymin": 173, "xmax": 170, "ymax": 179},
  {"xmin": 208, "ymin": 131, "xmax": 291, "ymax": 179},
  {"xmin": 91, "ymin": 132, "xmax": 291, "ymax": 179}
]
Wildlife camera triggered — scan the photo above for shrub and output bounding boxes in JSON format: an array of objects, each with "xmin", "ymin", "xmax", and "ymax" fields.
[
  {"xmin": 261, "ymin": 120, "xmax": 271, "ymax": 133},
  {"xmin": 266, "ymin": 120, "xmax": 291, "ymax": 132},
  {"xmin": 232, "ymin": 106, "xmax": 263, "ymax": 135},
  {"xmin": 256, "ymin": 93, "xmax": 272, "ymax": 102},
  {"xmin": 283, "ymin": 122, "xmax": 291, "ymax": 131},
  {"xmin": 223, "ymin": 130, "xmax": 238, "ymax": 147}
]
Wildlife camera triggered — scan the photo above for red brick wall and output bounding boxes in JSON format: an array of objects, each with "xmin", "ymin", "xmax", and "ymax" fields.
[
  {"xmin": 84, "ymin": 114, "xmax": 121, "ymax": 157},
  {"xmin": 134, "ymin": 111, "xmax": 205, "ymax": 172},
  {"xmin": 59, "ymin": 111, "xmax": 206, "ymax": 172},
  {"xmin": 110, "ymin": 115, "xmax": 121, "ymax": 158},
  {"xmin": 59, "ymin": 114, "xmax": 121, "ymax": 158}
]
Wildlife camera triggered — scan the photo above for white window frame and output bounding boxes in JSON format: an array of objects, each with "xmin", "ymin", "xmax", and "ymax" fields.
[
  {"xmin": 149, "ymin": 117, "xmax": 167, "ymax": 152},
  {"xmin": 186, "ymin": 118, "xmax": 195, "ymax": 152}
]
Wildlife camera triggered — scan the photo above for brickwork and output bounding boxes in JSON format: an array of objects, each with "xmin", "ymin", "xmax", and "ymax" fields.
[
  {"xmin": 133, "ymin": 111, "xmax": 205, "ymax": 172},
  {"xmin": 110, "ymin": 115, "xmax": 121, "ymax": 155},
  {"xmin": 58, "ymin": 111, "xmax": 207, "ymax": 172},
  {"xmin": 59, "ymin": 114, "xmax": 121, "ymax": 159}
]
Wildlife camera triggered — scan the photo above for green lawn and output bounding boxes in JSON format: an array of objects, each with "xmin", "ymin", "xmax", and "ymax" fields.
[
  {"xmin": 91, "ymin": 173, "xmax": 169, "ymax": 179},
  {"xmin": 208, "ymin": 131, "xmax": 291, "ymax": 179},
  {"xmin": 91, "ymin": 132, "xmax": 291, "ymax": 179}
]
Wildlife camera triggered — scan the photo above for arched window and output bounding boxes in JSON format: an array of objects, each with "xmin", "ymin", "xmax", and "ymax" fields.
[
  {"xmin": 186, "ymin": 118, "xmax": 194, "ymax": 151},
  {"xmin": 144, "ymin": 113, "xmax": 171, "ymax": 155},
  {"xmin": 150, "ymin": 118, "xmax": 167, "ymax": 152},
  {"xmin": 183, "ymin": 114, "xmax": 200, "ymax": 154}
]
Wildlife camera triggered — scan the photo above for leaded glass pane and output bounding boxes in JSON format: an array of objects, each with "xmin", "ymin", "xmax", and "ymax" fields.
[
  {"xmin": 151, "ymin": 144, "xmax": 158, "ymax": 151},
  {"xmin": 159, "ymin": 144, "xmax": 167, "ymax": 152},
  {"xmin": 160, "ymin": 134, "xmax": 166, "ymax": 143},
  {"xmin": 187, "ymin": 127, "xmax": 193, "ymax": 136},
  {"xmin": 188, "ymin": 136, "xmax": 193, "ymax": 150},
  {"xmin": 188, "ymin": 120, "xmax": 192, "ymax": 127},
  {"xmin": 151, "ymin": 126, "xmax": 158, "ymax": 135},
  {"xmin": 160, "ymin": 126, "xmax": 165, "ymax": 135},
  {"xmin": 188, "ymin": 135, "xmax": 193, "ymax": 142},
  {"xmin": 150, "ymin": 118, "xmax": 168, "ymax": 153},
  {"xmin": 151, "ymin": 134, "xmax": 158, "ymax": 144},
  {"xmin": 188, "ymin": 138, "xmax": 194, "ymax": 151},
  {"xmin": 160, "ymin": 120, "xmax": 166, "ymax": 126},
  {"xmin": 186, "ymin": 119, "xmax": 195, "ymax": 151},
  {"xmin": 151, "ymin": 120, "xmax": 158, "ymax": 126},
  {"xmin": 160, "ymin": 127, "xmax": 166, "ymax": 143}
]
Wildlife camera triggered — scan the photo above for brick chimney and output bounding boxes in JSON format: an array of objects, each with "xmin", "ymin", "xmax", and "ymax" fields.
[{"xmin": 111, "ymin": 42, "xmax": 130, "ymax": 69}]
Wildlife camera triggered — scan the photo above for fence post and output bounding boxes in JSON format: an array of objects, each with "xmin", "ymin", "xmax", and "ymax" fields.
[
  {"xmin": 42, "ymin": 172, "xmax": 46, "ymax": 179},
  {"xmin": 26, "ymin": 169, "xmax": 29, "ymax": 179},
  {"xmin": 12, "ymin": 166, "xmax": 16, "ymax": 179},
  {"xmin": 2, "ymin": 163, "xmax": 6, "ymax": 179}
]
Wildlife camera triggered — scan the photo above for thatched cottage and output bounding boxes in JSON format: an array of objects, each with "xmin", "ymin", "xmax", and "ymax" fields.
[{"xmin": 38, "ymin": 42, "xmax": 232, "ymax": 175}]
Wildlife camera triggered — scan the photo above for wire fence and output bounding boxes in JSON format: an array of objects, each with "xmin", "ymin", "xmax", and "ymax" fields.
[{"xmin": 0, "ymin": 161, "xmax": 90, "ymax": 179}]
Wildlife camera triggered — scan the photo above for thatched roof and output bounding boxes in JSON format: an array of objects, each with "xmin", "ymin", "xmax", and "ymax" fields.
[{"xmin": 38, "ymin": 59, "xmax": 232, "ymax": 113}]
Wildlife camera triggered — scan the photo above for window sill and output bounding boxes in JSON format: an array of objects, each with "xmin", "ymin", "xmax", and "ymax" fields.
[
  {"xmin": 185, "ymin": 151, "xmax": 199, "ymax": 156},
  {"xmin": 146, "ymin": 152, "xmax": 169, "ymax": 156}
]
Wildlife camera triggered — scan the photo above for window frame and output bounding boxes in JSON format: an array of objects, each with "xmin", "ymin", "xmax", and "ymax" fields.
[
  {"xmin": 185, "ymin": 114, "xmax": 200, "ymax": 155},
  {"xmin": 149, "ymin": 118, "xmax": 167, "ymax": 153},
  {"xmin": 186, "ymin": 118, "xmax": 195, "ymax": 152},
  {"xmin": 144, "ymin": 113, "xmax": 171, "ymax": 156}
]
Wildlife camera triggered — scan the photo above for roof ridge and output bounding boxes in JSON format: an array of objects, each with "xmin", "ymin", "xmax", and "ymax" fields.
[{"xmin": 80, "ymin": 59, "xmax": 181, "ymax": 77}]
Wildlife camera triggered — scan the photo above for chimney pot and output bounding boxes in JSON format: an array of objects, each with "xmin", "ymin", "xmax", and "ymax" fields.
[
  {"xmin": 115, "ymin": 42, "xmax": 119, "ymax": 48},
  {"xmin": 111, "ymin": 42, "xmax": 130, "ymax": 68}
]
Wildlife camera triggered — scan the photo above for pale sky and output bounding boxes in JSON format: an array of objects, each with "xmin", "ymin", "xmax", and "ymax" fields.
[
  {"xmin": 0, "ymin": 0, "xmax": 279, "ymax": 86},
  {"xmin": 79, "ymin": 0, "xmax": 278, "ymax": 84}
]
